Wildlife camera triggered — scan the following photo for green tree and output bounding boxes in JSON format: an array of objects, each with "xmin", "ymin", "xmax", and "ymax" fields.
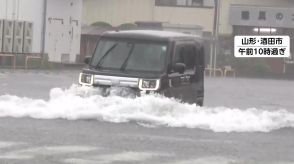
[{"xmin": 91, "ymin": 21, "xmax": 112, "ymax": 28}]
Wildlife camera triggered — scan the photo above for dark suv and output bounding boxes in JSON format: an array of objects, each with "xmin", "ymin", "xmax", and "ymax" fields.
[{"xmin": 79, "ymin": 30, "xmax": 205, "ymax": 106}]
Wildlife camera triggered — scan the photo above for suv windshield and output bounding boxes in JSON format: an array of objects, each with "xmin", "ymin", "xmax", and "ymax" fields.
[{"xmin": 90, "ymin": 39, "xmax": 168, "ymax": 72}]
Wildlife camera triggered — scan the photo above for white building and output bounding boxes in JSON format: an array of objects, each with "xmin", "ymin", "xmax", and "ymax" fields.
[
  {"xmin": 0, "ymin": 0, "xmax": 82, "ymax": 63},
  {"xmin": 83, "ymin": 0, "xmax": 215, "ymax": 33}
]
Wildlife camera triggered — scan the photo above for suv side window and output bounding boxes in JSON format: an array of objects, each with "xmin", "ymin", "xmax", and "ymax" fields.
[{"xmin": 173, "ymin": 44, "xmax": 196, "ymax": 71}]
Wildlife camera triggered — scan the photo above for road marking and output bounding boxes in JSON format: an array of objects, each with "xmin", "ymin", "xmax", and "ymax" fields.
[
  {"xmin": 64, "ymin": 158, "xmax": 102, "ymax": 164},
  {"xmin": 0, "ymin": 154, "xmax": 33, "ymax": 160},
  {"xmin": 0, "ymin": 141, "xmax": 30, "ymax": 160},
  {"xmin": 171, "ymin": 156, "xmax": 236, "ymax": 164},
  {"xmin": 95, "ymin": 151, "xmax": 159, "ymax": 162},
  {"xmin": 0, "ymin": 145, "xmax": 98, "ymax": 160},
  {"xmin": 65, "ymin": 151, "xmax": 170, "ymax": 164},
  {"xmin": 0, "ymin": 141, "xmax": 23, "ymax": 149},
  {"xmin": 18, "ymin": 146, "xmax": 97, "ymax": 155}
]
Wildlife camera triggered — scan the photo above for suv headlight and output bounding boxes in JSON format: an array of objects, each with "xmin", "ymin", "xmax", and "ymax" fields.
[
  {"xmin": 139, "ymin": 79, "xmax": 160, "ymax": 91},
  {"xmin": 79, "ymin": 73, "xmax": 94, "ymax": 86}
]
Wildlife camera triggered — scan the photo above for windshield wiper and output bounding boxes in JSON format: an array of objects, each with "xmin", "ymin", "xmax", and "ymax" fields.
[
  {"xmin": 95, "ymin": 43, "xmax": 118, "ymax": 69},
  {"xmin": 120, "ymin": 44, "xmax": 135, "ymax": 71}
]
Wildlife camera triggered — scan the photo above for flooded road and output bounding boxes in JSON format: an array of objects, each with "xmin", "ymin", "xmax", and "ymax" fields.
[{"xmin": 0, "ymin": 70, "xmax": 294, "ymax": 163}]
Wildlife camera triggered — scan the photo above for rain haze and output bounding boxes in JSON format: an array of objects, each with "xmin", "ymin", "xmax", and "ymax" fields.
[{"xmin": 0, "ymin": 0, "xmax": 294, "ymax": 163}]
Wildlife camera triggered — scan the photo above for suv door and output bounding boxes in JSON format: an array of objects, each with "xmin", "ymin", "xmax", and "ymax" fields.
[
  {"xmin": 195, "ymin": 46, "xmax": 205, "ymax": 106},
  {"xmin": 164, "ymin": 42, "xmax": 200, "ymax": 104}
]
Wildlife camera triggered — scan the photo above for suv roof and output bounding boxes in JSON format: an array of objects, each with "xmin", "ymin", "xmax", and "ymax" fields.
[{"xmin": 102, "ymin": 30, "xmax": 202, "ymax": 42}]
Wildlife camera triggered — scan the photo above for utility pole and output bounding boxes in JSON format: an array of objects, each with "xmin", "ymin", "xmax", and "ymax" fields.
[
  {"xmin": 212, "ymin": 0, "xmax": 220, "ymax": 76},
  {"xmin": 41, "ymin": 0, "xmax": 47, "ymax": 55}
]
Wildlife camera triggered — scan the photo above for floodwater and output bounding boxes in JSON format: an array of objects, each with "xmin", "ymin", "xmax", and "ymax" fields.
[
  {"xmin": 1, "ymin": 70, "xmax": 294, "ymax": 133},
  {"xmin": 1, "ymin": 70, "xmax": 294, "ymax": 164}
]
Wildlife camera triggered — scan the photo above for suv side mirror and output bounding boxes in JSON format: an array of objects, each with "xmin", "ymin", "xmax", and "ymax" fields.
[
  {"xmin": 84, "ymin": 56, "xmax": 91, "ymax": 64},
  {"xmin": 174, "ymin": 63, "xmax": 186, "ymax": 74}
]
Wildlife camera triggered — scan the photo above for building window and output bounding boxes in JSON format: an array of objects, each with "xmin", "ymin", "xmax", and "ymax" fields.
[
  {"xmin": 155, "ymin": 0, "xmax": 176, "ymax": 6},
  {"xmin": 155, "ymin": 0, "xmax": 208, "ymax": 8},
  {"xmin": 258, "ymin": 11, "xmax": 266, "ymax": 20},
  {"xmin": 241, "ymin": 11, "xmax": 250, "ymax": 20},
  {"xmin": 191, "ymin": 0, "xmax": 204, "ymax": 7}
]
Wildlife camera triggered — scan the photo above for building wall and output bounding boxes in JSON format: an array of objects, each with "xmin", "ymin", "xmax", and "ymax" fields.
[
  {"xmin": 0, "ymin": 0, "xmax": 45, "ymax": 53},
  {"xmin": 219, "ymin": 0, "xmax": 294, "ymax": 34},
  {"xmin": 153, "ymin": 6, "xmax": 214, "ymax": 32},
  {"xmin": 83, "ymin": 0, "xmax": 214, "ymax": 32},
  {"xmin": 83, "ymin": 0, "xmax": 294, "ymax": 34},
  {"xmin": 83, "ymin": 0, "xmax": 153, "ymax": 26},
  {"xmin": 45, "ymin": 0, "xmax": 82, "ymax": 63},
  {"xmin": 0, "ymin": 0, "xmax": 82, "ymax": 63},
  {"xmin": 218, "ymin": 0, "xmax": 294, "ymax": 75}
]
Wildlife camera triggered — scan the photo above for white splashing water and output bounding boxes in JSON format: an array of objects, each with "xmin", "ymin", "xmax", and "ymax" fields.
[{"xmin": 0, "ymin": 85, "xmax": 294, "ymax": 133}]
